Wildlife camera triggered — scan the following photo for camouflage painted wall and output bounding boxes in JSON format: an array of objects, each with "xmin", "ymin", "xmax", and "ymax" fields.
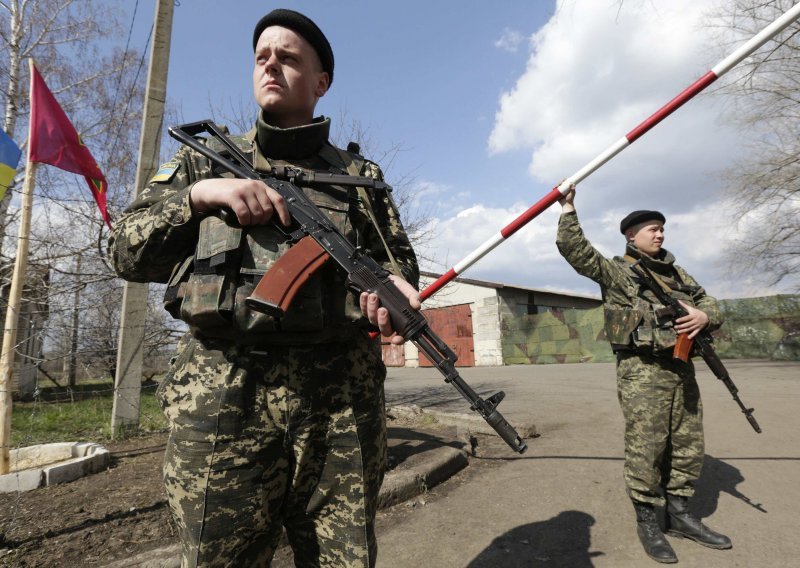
[
  {"xmin": 501, "ymin": 295, "xmax": 800, "ymax": 364},
  {"xmin": 714, "ymin": 295, "xmax": 800, "ymax": 360},
  {"xmin": 501, "ymin": 307, "xmax": 614, "ymax": 365}
]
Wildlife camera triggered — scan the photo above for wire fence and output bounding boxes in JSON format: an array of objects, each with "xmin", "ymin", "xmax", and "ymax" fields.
[{"xmin": 9, "ymin": 373, "xmax": 169, "ymax": 450}]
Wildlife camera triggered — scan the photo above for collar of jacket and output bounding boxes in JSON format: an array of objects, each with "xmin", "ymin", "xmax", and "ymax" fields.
[
  {"xmin": 254, "ymin": 113, "xmax": 331, "ymax": 161},
  {"xmin": 624, "ymin": 242, "xmax": 676, "ymax": 277}
]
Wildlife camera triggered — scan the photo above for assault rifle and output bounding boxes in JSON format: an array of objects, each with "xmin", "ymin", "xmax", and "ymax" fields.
[
  {"xmin": 628, "ymin": 260, "xmax": 761, "ymax": 433},
  {"xmin": 169, "ymin": 120, "xmax": 528, "ymax": 454}
]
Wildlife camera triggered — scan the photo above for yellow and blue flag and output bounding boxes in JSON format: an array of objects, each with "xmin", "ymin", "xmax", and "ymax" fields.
[{"xmin": 0, "ymin": 127, "xmax": 21, "ymax": 201}]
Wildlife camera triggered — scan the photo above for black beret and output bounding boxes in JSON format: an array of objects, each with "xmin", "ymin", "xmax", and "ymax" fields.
[
  {"xmin": 619, "ymin": 210, "xmax": 666, "ymax": 234},
  {"xmin": 252, "ymin": 9, "xmax": 334, "ymax": 86}
]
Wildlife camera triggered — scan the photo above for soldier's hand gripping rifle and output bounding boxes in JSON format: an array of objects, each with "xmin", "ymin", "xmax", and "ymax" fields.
[
  {"xmin": 169, "ymin": 120, "xmax": 528, "ymax": 454},
  {"xmin": 628, "ymin": 261, "xmax": 761, "ymax": 433}
]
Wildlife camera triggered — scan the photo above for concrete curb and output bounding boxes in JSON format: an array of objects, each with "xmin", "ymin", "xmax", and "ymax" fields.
[
  {"xmin": 388, "ymin": 403, "xmax": 538, "ymax": 440},
  {"xmin": 0, "ymin": 442, "xmax": 110, "ymax": 493},
  {"xmin": 378, "ymin": 445, "xmax": 469, "ymax": 509}
]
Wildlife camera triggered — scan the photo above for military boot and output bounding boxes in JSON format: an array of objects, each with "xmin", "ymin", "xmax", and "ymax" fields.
[
  {"xmin": 634, "ymin": 502, "xmax": 678, "ymax": 563},
  {"xmin": 666, "ymin": 495, "xmax": 732, "ymax": 549}
]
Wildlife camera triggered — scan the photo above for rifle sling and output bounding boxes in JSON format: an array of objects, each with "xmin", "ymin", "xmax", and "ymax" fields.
[
  {"xmin": 324, "ymin": 144, "xmax": 404, "ymax": 279},
  {"xmin": 624, "ymin": 254, "xmax": 675, "ymax": 296}
]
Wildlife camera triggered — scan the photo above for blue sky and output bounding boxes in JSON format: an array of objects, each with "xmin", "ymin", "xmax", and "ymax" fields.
[
  {"xmin": 122, "ymin": 0, "xmax": 798, "ymax": 300},
  {"xmin": 132, "ymin": 1, "xmax": 551, "ymax": 201}
]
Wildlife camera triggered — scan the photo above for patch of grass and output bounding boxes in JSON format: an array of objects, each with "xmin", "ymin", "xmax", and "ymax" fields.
[
  {"xmin": 418, "ymin": 413, "xmax": 440, "ymax": 427},
  {"xmin": 10, "ymin": 383, "xmax": 168, "ymax": 447}
]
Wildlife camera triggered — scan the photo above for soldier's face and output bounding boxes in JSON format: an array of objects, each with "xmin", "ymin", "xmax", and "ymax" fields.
[
  {"xmin": 253, "ymin": 26, "xmax": 329, "ymax": 128},
  {"xmin": 629, "ymin": 221, "xmax": 664, "ymax": 257}
]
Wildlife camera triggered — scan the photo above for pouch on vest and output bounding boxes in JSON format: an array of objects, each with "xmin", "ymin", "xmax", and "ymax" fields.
[
  {"xmin": 604, "ymin": 303, "xmax": 681, "ymax": 352},
  {"xmin": 648, "ymin": 301, "xmax": 676, "ymax": 351},
  {"xmin": 603, "ymin": 307, "xmax": 643, "ymax": 348},
  {"xmin": 231, "ymin": 189, "xmax": 352, "ymax": 333},
  {"xmin": 179, "ymin": 216, "xmax": 241, "ymax": 331},
  {"xmin": 163, "ymin": 254, "xmax": 193, "ymax": 319},
  {"xmin": 231, "ymin": 276, "xmax": 326, "ymax": 333}
]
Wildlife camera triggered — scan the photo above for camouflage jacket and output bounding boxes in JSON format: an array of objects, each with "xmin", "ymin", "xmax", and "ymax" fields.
[
  {"xmin": 108, "ymin": 115, "xmax": 419, "ymax": 344},
  {"xmin": 556, "ymin": 211, "xmax": 722, "ymax": 353}
]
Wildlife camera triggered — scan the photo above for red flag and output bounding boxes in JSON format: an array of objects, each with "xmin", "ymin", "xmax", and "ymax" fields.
[{"xmin": 28, "ymin": 63, "xmax": 112, "ymax": 228}]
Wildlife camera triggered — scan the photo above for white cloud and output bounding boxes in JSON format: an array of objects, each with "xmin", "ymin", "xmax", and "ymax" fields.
[
  {"xmin": 489, "ymin": 0, "xmax": 732, "ymax": 182},
  {"xmin": 414, "ymin": 0, "xmax": 799, "ymax": 300},
  {"xmin": 494, "ymin": 28, "xmax": 525, "ymax": 53},
  {"xmin": 472, "ymin": 0, "xmax": 793, "ymax": 298},
  {"xmin": 417, "ymin": 202, "xmax": 590, "ymax": 293},
  {"xmin": 406, "ymin": 179, "xmax": 450, "ymax": 208}
]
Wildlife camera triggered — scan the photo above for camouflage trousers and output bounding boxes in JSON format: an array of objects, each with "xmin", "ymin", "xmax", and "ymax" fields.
[
  {"xmin": 615, "ymin": 352, "xmax": 704, "ymax": 507},
  {"xmin": 157, "ymin": 332, "xmax": 387, "ymax": 568}
]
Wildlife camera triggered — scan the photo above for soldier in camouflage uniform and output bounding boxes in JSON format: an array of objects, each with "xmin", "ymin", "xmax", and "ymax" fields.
[
  {"xmin": 555, "ymin": 185, "xmax": 731, "ymax": 564},
  {"xmin": 108, "ymin": 9, "xmax": 419, "ymax": 567}
]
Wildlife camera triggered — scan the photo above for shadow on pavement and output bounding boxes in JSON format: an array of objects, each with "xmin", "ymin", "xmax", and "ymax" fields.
[
  {"xmin": 385, "ymin": 381, "xmax": 519, "ymax": 411},
  {"xmin": 386, "ymin": 425, "xmax": 464, "ymax": 468},
  {"xmin": 466, "ymin": 510, "xmax": 603, "ymax": 567},
  {"xmin": 694, "ymin": 454, "xmax": 768, "ymax": 517}
]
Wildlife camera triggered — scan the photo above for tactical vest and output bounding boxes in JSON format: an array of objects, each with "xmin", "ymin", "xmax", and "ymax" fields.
[
  {"xmin": 603, "ymin": 256, "xmax": 700, "ymax": 354},
  {"xmin": 163, "ymin": 132, "xmax": 380, "ymax": 344}
]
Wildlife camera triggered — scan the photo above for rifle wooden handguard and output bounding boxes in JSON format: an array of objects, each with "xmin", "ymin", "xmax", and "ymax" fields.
[
  {"xmin": 245, "ymin": 236, "xmax": 330, "ymax": 317},
  {"xmin": 672, "ymin": 333, "xmax": 694, "ymax": 362}
]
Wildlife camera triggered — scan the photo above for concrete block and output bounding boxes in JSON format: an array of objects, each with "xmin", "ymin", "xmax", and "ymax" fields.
[
  {"xmin": 0, "ymin": 467, "xmax": 43, "ymax": 492},
  {"xmin": 0, "ymin": 442, "xmax": 110, "ymax": 493},
  {"xmin": 476, "ymin": 306, "xmax": 497, "ymax": 317},
  {"xmin": 44, "ymin": 448, "xmax": 110, "ymax": 486}
]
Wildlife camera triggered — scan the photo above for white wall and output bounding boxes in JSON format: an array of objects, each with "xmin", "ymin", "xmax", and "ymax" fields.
[{"xmin": 408, "ymin": 275, "xmax": 504, "ymax": 367}]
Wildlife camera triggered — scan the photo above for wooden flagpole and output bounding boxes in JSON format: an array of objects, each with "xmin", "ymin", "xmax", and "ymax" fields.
[{"xmin": 0, "ymin": 58, "xmax": 38, "ymax": 473}]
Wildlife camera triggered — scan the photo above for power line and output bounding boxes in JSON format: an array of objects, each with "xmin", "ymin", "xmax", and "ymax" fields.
[
  {"xmin": 107, "ymin": 0, "xmax": 141, "ymax": 128},
  {"xmin": 106, "ymin": 0, "xmax": 154, "ymax": 171}
]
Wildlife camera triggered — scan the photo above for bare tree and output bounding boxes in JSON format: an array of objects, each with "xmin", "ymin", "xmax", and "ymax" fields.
[
  {"xmin": 330, "ymin": 108, "xmax": 440, "ymax": 266},
  {"xmin": 711, "ymin": 0, "xmax": 800, "ymax": 289},
  {"xmin": 0, "ymin": 0, "xmax": 181, "ymax": 389},
  {"xmin": 1, "ymin": 0, "xmax": 135, "ymax": 243}
]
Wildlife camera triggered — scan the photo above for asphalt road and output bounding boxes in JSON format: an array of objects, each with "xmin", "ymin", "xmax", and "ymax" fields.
[{"xmin": 378, "ymin": 359, "xmax": 799, "ymax": 567}]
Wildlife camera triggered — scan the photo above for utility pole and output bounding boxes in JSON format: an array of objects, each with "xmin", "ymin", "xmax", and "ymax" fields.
[
  {"xmin": 63, "ymin": 253, "xmax": 81, "ymax": 387},
  {"xmin": 111, "ymin": 0, "xmax": 174, "ymax": 437}
]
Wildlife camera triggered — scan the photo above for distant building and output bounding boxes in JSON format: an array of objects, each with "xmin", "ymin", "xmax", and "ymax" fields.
[{"xmin": 382, "ymin": 271, "xmax": 602, "ymax": 367}]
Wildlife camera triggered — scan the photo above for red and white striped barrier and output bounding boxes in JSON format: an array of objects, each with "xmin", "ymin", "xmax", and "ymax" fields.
[{"xmin": 421, "ymin": 2, "xmax": 800, "ymax": 301}]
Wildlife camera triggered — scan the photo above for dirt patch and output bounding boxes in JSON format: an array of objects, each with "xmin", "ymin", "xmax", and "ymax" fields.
[{"xmin": 0, "ymin": 433, "xmax": 174, "ymax": 567}]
